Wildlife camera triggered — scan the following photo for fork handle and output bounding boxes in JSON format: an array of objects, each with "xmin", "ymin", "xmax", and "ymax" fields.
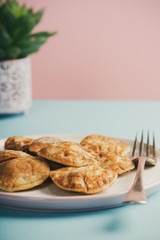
[{"xmin": 122, "ymin": 157, "xmax": 147, "ymax": 204}]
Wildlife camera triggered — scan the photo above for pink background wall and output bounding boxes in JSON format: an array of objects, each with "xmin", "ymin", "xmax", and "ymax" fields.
[{"xmin": 19, "ymin": 0, "xmax": 160, "ymax": 100}]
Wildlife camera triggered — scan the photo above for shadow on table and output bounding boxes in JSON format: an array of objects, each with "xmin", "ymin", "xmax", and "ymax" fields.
[
  {"xmin": 0, "ymin": 205, "xmax": 125, "ymax": 219},
  {"xmin": 0, "ymin": 113, "xmax": 25, "ymax": 119}
]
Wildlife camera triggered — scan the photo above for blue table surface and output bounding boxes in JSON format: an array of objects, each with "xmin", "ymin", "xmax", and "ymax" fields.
[{"xmin": 1, "ymin": 100, "xmax": 160, "ymax": 240}]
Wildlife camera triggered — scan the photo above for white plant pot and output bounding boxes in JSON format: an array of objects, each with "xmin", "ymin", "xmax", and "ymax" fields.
[{"xmin": 0, "ymin": 57, "xmax": 32, "ymax": 114}]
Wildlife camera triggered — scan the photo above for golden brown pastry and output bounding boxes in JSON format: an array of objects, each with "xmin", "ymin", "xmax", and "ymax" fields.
[
  {"xmin": 99, "ymin": 153, "xmax": 135, "ymax": 175},
  {"xmin": 0, "ymin": 150, "xmax": 32, "ymax": 163},
  {"xmin": 50, "ymin": 164, "xmax": 118, "ymax": 194},
  {"xmin": 29, "ymin": 136, "xmax": 62, "ymax": 154},
  {"xmin": 4, "ymin": 136, "xmax": 34, "ymax": 152},
  {"xmin": 0, "ymin": 156, "xmax": 50, "ymax": 192},
  {"xmin": 38, "ymin": 141, "xmax": 99, "ymax": 167},
  {"xmin": 80, "ymin": 134, "xmax": 130, "ymax": 156}
]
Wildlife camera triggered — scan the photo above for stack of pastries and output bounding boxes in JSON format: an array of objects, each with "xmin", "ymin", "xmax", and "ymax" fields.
[{"xmin": 0, "ymin": 135, "xmax": 135, "ymax": 194}]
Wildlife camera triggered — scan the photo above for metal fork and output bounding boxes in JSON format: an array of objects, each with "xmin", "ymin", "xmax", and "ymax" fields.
[{"xmin": 123, "ymin": 131, "xmax": 157, "ymax": 204}]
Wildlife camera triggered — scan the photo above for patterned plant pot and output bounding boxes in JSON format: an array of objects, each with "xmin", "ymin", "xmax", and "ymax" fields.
[{"xmin": 0, "ymin": 57, "xmax": 32, "ymax": 114}]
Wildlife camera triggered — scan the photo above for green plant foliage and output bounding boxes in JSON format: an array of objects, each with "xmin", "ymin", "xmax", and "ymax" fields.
[{"xmin": 0, "ymin": 0, "xmax": 57, "ymax": 60}]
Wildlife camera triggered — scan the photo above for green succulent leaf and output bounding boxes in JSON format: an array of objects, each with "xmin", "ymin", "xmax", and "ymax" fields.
[
  {"xmin": 0, "ymin": 48, "xmax": 6, "ymax": 60},
  {"xmin": 0, "ymin": 5, "xmax": 16, "ymax": 36},
  {"xmin": 30, "ymin": 9, "xmax": 44, "ymax": 26},
  {"xmin": 18, "ymin": 4, "xmax": 28, "ymax": 16},
  {"xmin": 0, "ymin": 23, "xmax": 12, "ymax": 47},
  {"xmin": 28, "ymin": 8, "xmax": 33, "ymax": 15},
  {"xmin": 19, "ymin": 45, "xmax": 39, "ymax": 58},
  {"xmin": 32, "ymin": 37, "xmax": 47, "ymax": 46},
  {"xmin": 12, "ymin": 15, "xmax": 36, "ymax": 41},
  {"xmin": 17, "ymin": 37, "xmax": 47, "ymax": 54},
  {"xmin": 5, "ymin": 46, "xmax": 21, "ymax": 58},
  {"xmin": 6, "ymin": 0, "xmax": 27, "ymax": 18},
  {"xmin": 29, "ymin": 31, "xmax": 57, "ymax": 38}
]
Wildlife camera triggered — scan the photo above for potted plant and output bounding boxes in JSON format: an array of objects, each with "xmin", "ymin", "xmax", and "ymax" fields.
[{"xmin": 0, "ymin": 0, "xmax": 56, "ymax": 114}]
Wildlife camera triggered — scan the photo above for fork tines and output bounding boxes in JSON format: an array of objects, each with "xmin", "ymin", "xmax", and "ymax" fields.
[{"xmin": 132, "ymin": 131, "xmax": 157, "ymax": 165}]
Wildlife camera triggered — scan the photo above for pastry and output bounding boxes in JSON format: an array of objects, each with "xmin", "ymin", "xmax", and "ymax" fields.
[
  {"xmin": 4, "ymin": 136, "xmax": 34, "ymax": 152},
  {"xmin": 0, "ymin": 150, "xmax": 32, "ymax": 163},
  {"xmin": 80, "ymin": 134, "xmax": 130, "ymax": 156},
  {"xmin": 50, "ymin": 164, "xmax": 118, "ymax": 194},
  {"xmin": 29, "ymin": 136, "xmax": 62, "ymax": 154},
  {"xmin": 99, "ymin": 152, "xmax": 135, "ymax": 175},
  {"xmin": 0, "ymin": 156, "xmax": 50, "ymax": 192},
  {"xmin": 38, "ymin": 141, "xmax": 99, "ymax": 167}
]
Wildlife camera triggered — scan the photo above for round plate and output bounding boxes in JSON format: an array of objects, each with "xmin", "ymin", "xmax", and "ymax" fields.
[{"xmin": 0, "ymin": 134, "xmax": 160, "ymax": 212}]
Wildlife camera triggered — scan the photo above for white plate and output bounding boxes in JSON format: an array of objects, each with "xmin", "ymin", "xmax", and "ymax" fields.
[{"xmin": 0, "ymin": 134, "xmax": 160, "ymax": 212}]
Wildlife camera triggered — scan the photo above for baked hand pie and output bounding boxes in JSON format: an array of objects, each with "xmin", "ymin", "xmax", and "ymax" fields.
[
  {"xmin": 99, "ymin": 152, "xmax": 135, "ymax": 175},
  {"xmin": 0, "ymin": 156, "xmax": 50, "ymax": 192},
  {"xmin": 50, "ymin": 164, "xmax": 118, "ymax": 194},
  {"xmin": 0, "ymin": 150, "xmax": 32, "ymax": 163},
  {"xmin": 80, "ymin": 134, "xmax": 130, "ymax": 156},
  {"xmin": 38, "ymin": 141, "xmax": 99, "ymax": 167},
  {"xmin": 29, "ymin": 136, "xmax": 62, "ymax": 154},
  {"xmin": 4, "ymin": 136, "xmax": 34, "ymax": 152}
]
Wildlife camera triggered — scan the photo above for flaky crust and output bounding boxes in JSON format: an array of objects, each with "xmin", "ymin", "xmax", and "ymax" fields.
[
  {"xmin": 29, "ymin": 136, "xmax": 62, "ymax": 154},
  {"xmin": 0, "ymin": 150, "xmax": 32, "ymax": 163},
  {"xmin": 99, "ymin": 153, "xmax": 135, "ymax": 175},
  {"xmin": 80, "ymin": 134, "xmax": 130, "ymax": 156},
  {"xmin": 0, "ymin": 157, "xmax": 50, "ymax": 192},
  {"xmin": 38, "ymin": 141, "xmax": 99, "ymax": 167},
  {"xmin": 4, "ymin": 136, "xmax": 34, "ymax": 151},
  {"xmin": 50, "ymin": 165, "xmax": 118, "ymax": 194}
]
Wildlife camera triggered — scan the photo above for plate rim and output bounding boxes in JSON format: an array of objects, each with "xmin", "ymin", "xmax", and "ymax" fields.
[{"xmin": 1, "ymin": 179, "xmax": 160, "ymax": 202}]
